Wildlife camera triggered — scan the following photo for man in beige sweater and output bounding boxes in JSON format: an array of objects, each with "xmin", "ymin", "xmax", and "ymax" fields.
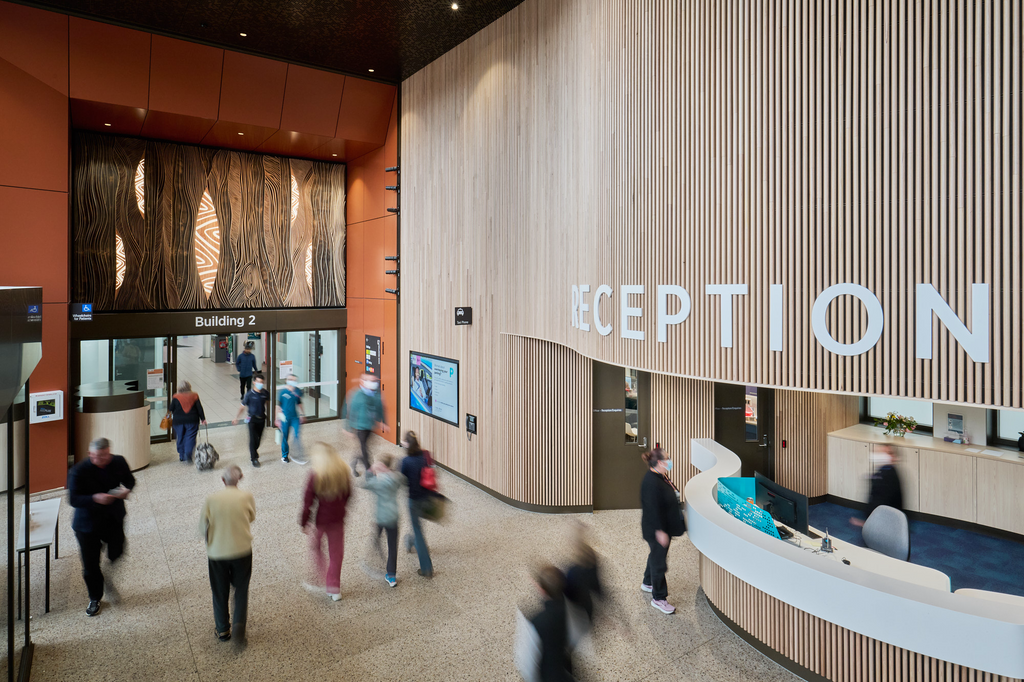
[{"xmin": 199, "ymin": 464, "xmax": 256, "ymax": 644}]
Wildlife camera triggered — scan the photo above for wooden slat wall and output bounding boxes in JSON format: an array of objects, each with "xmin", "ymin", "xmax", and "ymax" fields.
[
  {"xmin": 700, "ymin": 553, "xmax": 1020, "ymax": 682},
  {"xmin": 774, "ymin": 390, "xmax": 861, "ymax": 497},
  {"xmin": 651, "ymin": 375, "xmax": 715, "ymax": 493},
  {"xmin": 400, "ymin": 0, "xmax": 1022, "ymax": 502}
]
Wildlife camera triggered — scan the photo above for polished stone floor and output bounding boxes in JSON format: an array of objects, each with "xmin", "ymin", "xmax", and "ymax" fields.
[{"xmin": 2, "ymin": 421, "xmax": 798, "ymax": 681}]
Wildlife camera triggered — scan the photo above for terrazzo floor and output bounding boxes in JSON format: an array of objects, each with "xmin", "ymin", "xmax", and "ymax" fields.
[{"xmin": 2, "ymin": 421, "xmax": 798, "ymax": 682}]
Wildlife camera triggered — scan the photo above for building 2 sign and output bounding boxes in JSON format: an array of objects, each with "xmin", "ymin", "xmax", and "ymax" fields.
[{"xmin": 570, "ymin": 282, "xmax": 990, "ymax": 362}]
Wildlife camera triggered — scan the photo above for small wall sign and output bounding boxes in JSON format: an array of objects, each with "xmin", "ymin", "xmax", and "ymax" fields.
[
  {"xmin": 365, "ymin": 335, "xmax": 381, "ymax": 375},
  {"xmin": 29, "ymin": 390, "xmax": 64, "ymax": 424},
  {"xmin": 71, "ymin": 303, "xmax": 93, "ymax": 321},
  {"xmin": 466, "ymin": 413, "xmax": 477, "ymax": 434},
  {"xmin": 455, "ymin": 307, "xmax": 473, "ymax": 325}
]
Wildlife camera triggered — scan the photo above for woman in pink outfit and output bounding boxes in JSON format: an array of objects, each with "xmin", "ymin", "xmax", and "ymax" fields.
[{"xmin": 300, "ymin": 442, "xmax": 352, "ymax": 601}]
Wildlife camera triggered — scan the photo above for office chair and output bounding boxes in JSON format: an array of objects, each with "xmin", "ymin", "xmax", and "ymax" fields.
[{"xmin": 862, "ymin": 505, "xmax": 911, "ymax": 561}]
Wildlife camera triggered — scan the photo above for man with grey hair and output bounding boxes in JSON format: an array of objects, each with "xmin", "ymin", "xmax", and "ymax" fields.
[
  {"xmin": 68, "ymin": 437, "xmax": 135, "ymax": 617},
  {"xmin": 200, "ymin": 464, "xmax": 256, "ymax": 644}
]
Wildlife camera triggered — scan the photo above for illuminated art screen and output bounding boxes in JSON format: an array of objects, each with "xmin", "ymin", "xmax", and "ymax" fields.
[{"xmin": 409, "ymin": 351, "xmax": 459, "ymax": 427}]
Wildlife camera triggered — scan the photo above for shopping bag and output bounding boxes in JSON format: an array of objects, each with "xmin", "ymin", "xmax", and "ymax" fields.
[
  {"xmin": 274, "ymin": 428, "xmax": 282, "ymax": 445},
  {"xmin": 160, "ymin": 415, "xmax": 172, "ymax": 431},
  {"xmin": 513, "ymin": 609, "xmax": 541, "ymax": 682}
]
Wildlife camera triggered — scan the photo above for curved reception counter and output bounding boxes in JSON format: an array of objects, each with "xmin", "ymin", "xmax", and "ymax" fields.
[
  {"xmin": 75, "ymin": 382, "xmax": 151, "ymax": 471},
  {"xmin": 685, "ymin": 438, "xmax": 1024, "ymax": 682}
]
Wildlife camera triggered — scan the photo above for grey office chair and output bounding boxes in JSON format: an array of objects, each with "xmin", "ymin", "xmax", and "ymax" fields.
[{"xmin": 862, "ymin": 505, "xmax": 910, "ymax": 561}]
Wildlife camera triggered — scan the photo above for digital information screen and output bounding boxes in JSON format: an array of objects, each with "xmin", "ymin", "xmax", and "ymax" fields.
[{"xmin": 409, "ymin": 351, "xmax": 459, "ymax": 426}]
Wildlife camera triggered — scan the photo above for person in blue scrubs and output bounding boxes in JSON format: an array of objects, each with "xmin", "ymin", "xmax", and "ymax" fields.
[{"xmin": 276, "ymin": 375, "xmax": 306, "ymax": 463}]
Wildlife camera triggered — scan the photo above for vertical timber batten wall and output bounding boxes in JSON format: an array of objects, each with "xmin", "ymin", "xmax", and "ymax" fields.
[{"xmin": 401, "ymin": 0, "xmax": 1022, "ymax": 502}]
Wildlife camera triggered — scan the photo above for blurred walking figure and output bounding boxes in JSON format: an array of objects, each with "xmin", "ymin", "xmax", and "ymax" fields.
[
  {"xmin": 851, "ymin": 444, "xmax": 904, "ymax": 528},
  {"xmin": 276, "ymin": 374, "xmax": 306, "ymax": 464},
  {"xmin": 199, "ymin": 464, "xmax": 255, "ymax": 644},
  {"xmin": 68, "ymin": 437, "xmax": 135, "ymax": 617},
  {"xmin": 400, "ymin": 431, "xmax": 434, "ymax": 578},
  {"xmin": 342, "ymin": 373, "xmax": 388, "ymax": 475},
  {"xmin": 530, "ymin": 565, "xmax": 574, "ymax": 682},
  {"xmin": 300, "ymin": 442, "xmax": 352, "ymax": 601},
  {"xmin": 168, "ymin": 380, "xmax": 207, "ymax": 463},
  {"xmin": 233, "ymin": 373, "xmax": 269, "ymax": 467},
  {"xmin": 235, "ymin": 341, "xmax": 259, "ymax": 399},
  {"xmin": 360, "ymin": 454, "xmax": 406, "ymax": 587},
  {"xmin": 639, "ymin": 445, "xmax": 685, "ymax": 615},
  {"xmin": 564, "ymin": 524, "xmax": 603, "ymax": 645}
]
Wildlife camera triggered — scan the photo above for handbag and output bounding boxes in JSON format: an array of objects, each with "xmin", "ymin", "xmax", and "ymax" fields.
[
  {"xmin": 420, "ymin": 449, "xmax": 438, "ymax": 492},
  {"xmin": 160, "ymin": 415, "xmax": 172, "ymax": 431}
]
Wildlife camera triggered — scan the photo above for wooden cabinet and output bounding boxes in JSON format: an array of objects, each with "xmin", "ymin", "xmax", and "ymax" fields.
[
  {"xmin": 976, "ymin": 458, "xmax": 1024, "ymax": 534},
  {"xmin": 827, "ymin": 436, "xmax": 869, "ymax": 502},
  {"xmin": 883, "ymin": 444, "xmax": 920, "ymax": 512},
  {"xmin": 919, "ymin": 450, "xmax": 976, "ymax": 523}
]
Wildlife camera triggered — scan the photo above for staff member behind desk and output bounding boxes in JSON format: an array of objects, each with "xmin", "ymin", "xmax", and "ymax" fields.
[
  {"xmin": 235, "ymin": 341, "xmax": 259, "ymax": 400},
  {"xmin": 68, "ymin": 437, "xmax": 136, "ymax": 617},
  {"xmin": 852, "ymin": 444, "xmax": 904, "ymax": 528},
  {"xmin": 639, "ymin": 445, "xmax": 685, "ymax": 615},
  {"xmin": 233, "ymin": 373, "xmax": 270, "ymax": 468}
]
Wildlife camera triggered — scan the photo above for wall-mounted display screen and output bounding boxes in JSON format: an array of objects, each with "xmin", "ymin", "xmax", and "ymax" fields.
[{"xmin": 409, "ymin": 351, "xmax": 459, "ymax": 426}]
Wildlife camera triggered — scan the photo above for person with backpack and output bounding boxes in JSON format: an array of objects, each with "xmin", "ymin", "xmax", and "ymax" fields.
[
  {"xmin": 639, "ymin": 444, "xmax": 685, "ymax": 615},
  {"xmin": 399, "ymin": 431, "xmax": 434, "ymax": 578},
  {"xmin": 167, "ymin": 380, "xmax": 207, "ymax": 463},
  {"xmin": 359, "ymin": 454, "xmax": 405, "ymax": 587},
  {"xmin": 341, "ymin": 373, "xmax": 388, "ymax": 476}
]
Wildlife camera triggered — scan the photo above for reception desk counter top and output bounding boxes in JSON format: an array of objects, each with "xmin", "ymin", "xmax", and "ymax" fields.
[
  {"xmin": 686, "ymin": 438, "xmax": 1024, "ymax": 679},
  {"xmin": 831, "ymin": 423, "xmax": 1024, "ymax": 466}
]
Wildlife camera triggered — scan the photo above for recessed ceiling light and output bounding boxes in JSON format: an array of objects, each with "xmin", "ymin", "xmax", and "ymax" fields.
[
  {"xmin": 104, "ymin": 123, "xmax": 111, "ymax": 127},
  {"xmin": 332, "ymin": 154, "xmax": 338, "ymax": 157},
  {"xmin": 237, "ymin": 132, "xmax": 244, "ymax": 135},
  {"xmin": 452, "ymin": 2, "xmax": 459, "ymax": 9},
  {"xmin": 240, "ymin": 32, "xmax": 247, "ymax": 37},
  {"xmin": 368, "ymin": 69, "xmax": 375, "ymax": 73}
]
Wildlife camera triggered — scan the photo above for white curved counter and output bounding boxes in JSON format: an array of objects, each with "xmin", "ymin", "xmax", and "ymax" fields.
[{"xmin": 684, "ymin": 438, "xmax": 1024, "ymax": 680}]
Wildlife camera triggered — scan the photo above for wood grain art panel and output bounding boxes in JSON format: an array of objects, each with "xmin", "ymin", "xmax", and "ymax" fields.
[
  {"xmin": 774, "ymin": 390, "xmax": 861, "ymax": 497},
  {"xmin": 72, "ymin": 132, "xmax": 346, "ymax": 310},
  {"xmin": 650, "ymin": 374, "xmax": 714, "ymax": 494},
  {"xmin": 700, "ymin": 553, "xmax": 1021, "ymax": 682}
]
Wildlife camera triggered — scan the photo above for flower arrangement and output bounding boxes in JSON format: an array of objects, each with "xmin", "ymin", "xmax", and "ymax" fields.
[{"xmin": 873, "ymin": 412, "xmax": 917, "ymax": 437}]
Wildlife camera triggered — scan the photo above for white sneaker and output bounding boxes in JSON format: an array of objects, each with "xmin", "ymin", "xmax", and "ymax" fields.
[
  {"xmin": 640, "ymin": 583, "xmax": 653, "ymax": 593},
  {"xmin": 651, "ymin": 599, "xmax": 676, "ymax": 614},
  {"xmin": 329, "ymin": 593, "xmax": 342, "ymax": 602}
]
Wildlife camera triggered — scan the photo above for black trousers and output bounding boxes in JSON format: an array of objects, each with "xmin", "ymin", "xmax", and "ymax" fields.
[
  {"xmin": 248, "ymin": 417, "xmax": 265, "ymax": 461},
  {"xmin": 75, "ymin": 522, "xmax": 125, "ymax": 601},
  {"xmin": 353, "ymin": 430, "xmax": 372, "ymax": 472},
  {"xmin": 374, "ymin": 524, "xmax": 398, "ymax": 576},
  {"xmin": 642, "ymin": 537, "xmax": 671, "ymax": 601},
  {"xmin": 239, "ymin": 375, "xmax": 252, "ymax": 399},
  {"xmin": 209, "ymin": 553, "xmax": 252, "ymax": 637}
]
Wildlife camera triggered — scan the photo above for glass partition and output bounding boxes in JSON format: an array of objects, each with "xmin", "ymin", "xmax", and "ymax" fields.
[{"xmin": 274, "ymin": 331, "xmax": 338, "ymax": 420}]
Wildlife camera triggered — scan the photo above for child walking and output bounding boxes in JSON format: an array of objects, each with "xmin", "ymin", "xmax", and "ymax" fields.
[{"xmin": 360, "ymin": 454, "xmax": 405, "ymax": 587}]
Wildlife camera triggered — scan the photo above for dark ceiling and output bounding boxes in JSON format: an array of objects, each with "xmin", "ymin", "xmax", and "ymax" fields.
[{"xmin": 15, "ymin": 0, "xmax": 527, "ymax": 83}]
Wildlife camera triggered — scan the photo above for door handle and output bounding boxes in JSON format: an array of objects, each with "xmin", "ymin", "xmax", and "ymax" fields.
[
  {"xmin": 759, "ymin": 434, "xmax": 771, "ymax": 448},
  {"xmin": 637, "ymin": 436, "xmax": 648, "ymax": 449}
]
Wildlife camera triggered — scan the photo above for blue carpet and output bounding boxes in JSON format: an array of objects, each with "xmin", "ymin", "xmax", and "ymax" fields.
[{"xmin": 809, "ymin": 502, "xmax": 1024, "ymax": 598}]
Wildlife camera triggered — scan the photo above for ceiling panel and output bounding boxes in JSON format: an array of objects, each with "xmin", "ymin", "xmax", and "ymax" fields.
[{"xmin": 18, "ymin": 0, "xmax": 528, "ymax": 82}]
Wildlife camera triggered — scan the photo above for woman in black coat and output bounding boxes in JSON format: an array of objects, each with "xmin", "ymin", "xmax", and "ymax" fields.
[
  {"xmin": 530, "ymin": 565, "xmax": 574, "ymax": 682},
  {"xmin": 640, "ymin": 444, "xmax": 685, "ymax": 615}
]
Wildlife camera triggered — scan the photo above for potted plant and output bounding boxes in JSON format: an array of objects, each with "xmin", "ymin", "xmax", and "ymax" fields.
[{"xmin": 873, "ymin": 412, "xmax": 918, "ymax": 437}]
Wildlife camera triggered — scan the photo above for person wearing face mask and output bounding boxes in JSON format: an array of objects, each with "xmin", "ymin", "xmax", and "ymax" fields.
[
  {"xmin": 639, "ymin": 444, "xmax": 685, "ymax": 615},
  {"xmin": 341, "ymin": 373, "xmax": 388, "ymax": 476},
  {"xmin": 276, "ymin": 374, "xmax": 307, "ymax": 464},
  {"xmin": 233, "ymin": 373, "xmax": 270, "ymax": 467}
]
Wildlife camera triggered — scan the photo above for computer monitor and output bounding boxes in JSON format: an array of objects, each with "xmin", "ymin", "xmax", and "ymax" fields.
[{"xmin": 755, "ymin": 472, "xmax": 809, "ymax": 536}]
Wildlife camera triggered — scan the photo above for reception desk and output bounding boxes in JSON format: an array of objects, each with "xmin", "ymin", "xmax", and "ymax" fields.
[
  {"xmin": 75, "ymin": 382, "xmax": 151, "ymax": 471},
  {"xmin": 828, "ymin": 424, "xmax": 1024, "ymax": 533},
  {"xmin": 686, "ymin": 438, "xmax": 1024, "ymax": 681}
]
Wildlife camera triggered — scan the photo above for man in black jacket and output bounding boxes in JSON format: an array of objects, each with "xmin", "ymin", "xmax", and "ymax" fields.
[{"xmin": 68, "ymin": 437, "xmax": 135, "ymax": 616}]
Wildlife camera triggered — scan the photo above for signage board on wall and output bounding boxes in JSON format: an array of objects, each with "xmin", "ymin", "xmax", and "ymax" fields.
[
  {"xmin": 71, "ymin": 303, "xmax": 93, "ymax": 321},
  {"xmin": 570, "ymin": 282, "xmax": 991, "ymax": 363},
  {"xmin": 29, "ymin": 390, "xmax": 63, "ymax": 424},
  {"xmin": 409, "ymin": 351, "xmax": 459, "ymax": 427},
  {"xmin": 365, "ymin": 335, "xmax": 381, "ymax": 375},
  {"xmin": 455, "ymin": 307, "xmax": 473, "ymax": 325},
  {"xmin": 279, "ymin": 360, "xmax": 293, "ymax": 379},
  {"xmin": 147, "ymin": 368, "xmax": 164, "ymax": 390}
]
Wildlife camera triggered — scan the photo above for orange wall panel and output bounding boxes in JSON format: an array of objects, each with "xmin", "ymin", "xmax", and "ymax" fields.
[
  {"xmin": 363, "ymin": 217, "xmax": 387, "ymax": 299},
  {"xmin": 0, "ymin": 58, "xmax": 68, "ymax": 192},
  {"xmin": 69, "ymin": 17, "xmax": 150, "ymax": 108},
  {"xmin": 336, "ymin": 78, "xmax": 395, "ymax": 144},
  {"xmin": 347, "ymin": 221, "xmax": 365, "ymax": 299},
  {"xmin": 140, "ymin": 111, "xmax": 217, "ymax": 145},
  {"xmin": 218, "ymin": 52, "xmax": 287, "ymax": 128},
  {"xmin": 149, "ymin": 35, "xmax": 223, "ymax": 119},
  {"xmin": 31, "ymin": 303, "xmax": 69, "ymax": 493},
  {"xmin": 280, "ymin": 65, "xmax": 345, "ymax": 137},
  {"xmin": 0, "ymin": 1, "xmax": 68, "ymax": 94},
  {"xmin": 0, "ymin": 186, "xmax": 68, "ymax": 303}
]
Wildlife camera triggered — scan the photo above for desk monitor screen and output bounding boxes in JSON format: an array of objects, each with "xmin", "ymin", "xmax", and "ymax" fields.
[{"xmin": 755, "ymin": 472, "xmax": 809, "ymax": 535}]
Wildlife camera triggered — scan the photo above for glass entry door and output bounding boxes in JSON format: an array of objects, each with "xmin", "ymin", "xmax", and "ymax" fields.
[{"xmin": 274, "ymin": 331, "xmax": 340, "ymax": 421}]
